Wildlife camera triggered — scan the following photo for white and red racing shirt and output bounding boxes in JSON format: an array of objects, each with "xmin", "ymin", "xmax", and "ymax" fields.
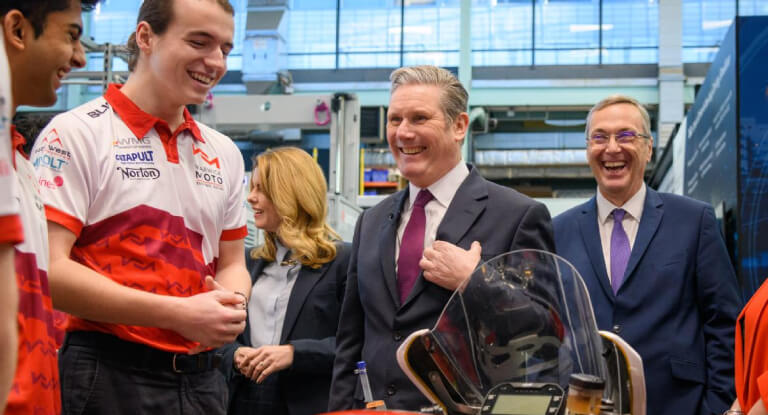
[{"xmin": 33, "ymin": 84, "xmax": 247, "ymax": 353}]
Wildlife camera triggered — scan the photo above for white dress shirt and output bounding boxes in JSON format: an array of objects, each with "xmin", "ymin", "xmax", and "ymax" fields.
[
  {"xmin": 596, "ymin": 183, "xmax": 646, "ymax": 284},
  {"xmin": 248, "ymin": 241, "xmax": 301, "ymax": 347},
  {"xmin": 395, "ymin": 161, "xmax": 469, "ymax": 272}
]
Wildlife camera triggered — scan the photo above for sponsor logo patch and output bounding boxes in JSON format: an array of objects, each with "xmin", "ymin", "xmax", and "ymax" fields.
[
  {"xmin": 87, "ymin": 102, "xmax": 111, "ymax": 119},
  {"xmin": 192, "ymin": 144, "xmax": 220, "ymax": 169},
  {"xmin": 194, "ymin": 165, "xmax": 224, "ymax": 190},
  {"xmin": 116, "ymin": 166, "xmax": 160, "ymax": 181},
  {"xmin": 33, "ymin": 154, "xmax": 69, "ymax": 171},
  {"xmin": 115, "ymin": 150, "xmax": 155, "ymax": 164},
  {"xmin": 113, "ymin": 137, "xmax": 151, "ymax": 148},
  {"xmin": 38, "ymin": 176, "xmax": 64, "ymax": 190}
]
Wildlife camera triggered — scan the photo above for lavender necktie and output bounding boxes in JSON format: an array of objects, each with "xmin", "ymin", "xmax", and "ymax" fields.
[
  {"xmin": 397, "ymin": 189, "xmax": 434, "ymax": 303},
  {"xmin": 610, "ymin": 208, "xmax": 631, "ymax": 294}
]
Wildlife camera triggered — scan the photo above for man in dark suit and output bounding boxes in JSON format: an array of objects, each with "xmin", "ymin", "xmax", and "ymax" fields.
[
  {"xmin": 328, "ymin": 65, "xmax": 554, "ymax": 411},
  {"xmin": 553, "ymin": 94, "xmax": 742, "ymax": 415}
]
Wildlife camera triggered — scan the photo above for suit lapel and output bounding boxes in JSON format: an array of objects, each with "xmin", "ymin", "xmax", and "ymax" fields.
[
  {"xmin": 380, "ymin": 191, "xmax": 408, "ymax": 307},
  {"xmin": 619, "ymin": 189, "xmax": 663, "ymax": 292},
  {"xmin": 280, "ymin": 264, "xmax": 327, "ymax": 344},
  {"xmin": 578, "ymin": 197, "xmax": 614, "ymax": 302},
  {"xmin": 403, "ymin": 168, "xmax": 488, "ymax": 307}
]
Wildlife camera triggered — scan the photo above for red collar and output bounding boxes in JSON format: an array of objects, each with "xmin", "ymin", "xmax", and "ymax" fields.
[
  {"xmin": 10, "ymin": 125, "xmax": 28, "ymax": 168},
  {"xmin": 103, "ymin": 83, "xmax": 204, "ymax": 143}
]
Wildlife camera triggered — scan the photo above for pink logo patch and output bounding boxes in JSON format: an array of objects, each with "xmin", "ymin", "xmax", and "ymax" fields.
[{"xmin": 53, "ymin": 176, "xmax": 63, "ymax": 187}]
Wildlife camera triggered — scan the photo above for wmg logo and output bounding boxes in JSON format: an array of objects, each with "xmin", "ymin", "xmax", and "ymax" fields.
[{"xmin": 116, "ymin": 166, "xmax": 160, "ymax": 180}]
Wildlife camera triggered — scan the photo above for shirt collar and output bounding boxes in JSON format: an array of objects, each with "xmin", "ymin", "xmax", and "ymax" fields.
[
  {"xmin": 104, "ymin": 83, "xmax": 204, "ymax": 143},
  {"xmin": 596, "ymin": 183, "xmax": 646, "ymax": 224},
  {"xmin": 10, "ymin": 125, "xmax": 28, "ymax": 167},
  {"xmin": 408, "ymin": 160, "xmax": 469, "ymax": 209}
]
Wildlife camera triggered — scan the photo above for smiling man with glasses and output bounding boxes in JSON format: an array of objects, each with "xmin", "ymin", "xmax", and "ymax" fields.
[{"xmin": 553, "ymin": 94, "xmax": 742, "ymax": 415}]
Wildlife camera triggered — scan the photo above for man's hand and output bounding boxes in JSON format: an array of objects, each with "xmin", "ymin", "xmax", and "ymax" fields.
[
  {"xmin": 236, "ymin": 344, "xmax": 294, "ymax": 383},
  {"xmin": 173, "ymin": 277, "xmax": 247, "ymax": 354},
  {"xmin": 421, "ymin": 240, "xmax": 482, "ymax": 291}
]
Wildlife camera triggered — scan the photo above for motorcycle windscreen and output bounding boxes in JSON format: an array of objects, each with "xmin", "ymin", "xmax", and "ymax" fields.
[{"xmin": 420, "ymin": 249, "xmax": 607, "ymax": 408}]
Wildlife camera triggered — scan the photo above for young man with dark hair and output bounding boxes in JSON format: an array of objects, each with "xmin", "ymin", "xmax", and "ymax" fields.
[
  {"xmin": 0, "ymin": 0, "xmax": 99, "ymax": 413},
  {"xmin": 33, "ymin": 0, "xmax": 251, "ymax": 413}
]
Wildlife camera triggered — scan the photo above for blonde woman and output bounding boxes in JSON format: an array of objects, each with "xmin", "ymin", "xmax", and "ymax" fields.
[{"xmin": 220, "ymin": 147, "xmax": 350, "ymax": 415}]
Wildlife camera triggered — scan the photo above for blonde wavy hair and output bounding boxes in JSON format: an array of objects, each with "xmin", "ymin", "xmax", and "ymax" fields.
[{"xmin": 249, "ymin": 147, "xmax": 340, "ymax": 268}]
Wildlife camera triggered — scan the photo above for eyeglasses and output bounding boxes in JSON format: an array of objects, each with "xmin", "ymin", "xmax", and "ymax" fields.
[{"xmin": 587, "ymin": 131, "xmax": 651, "ymax": 145}]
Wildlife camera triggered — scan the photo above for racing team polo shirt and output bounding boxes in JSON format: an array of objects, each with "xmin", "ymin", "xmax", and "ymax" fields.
[
  {"xmin": 6, "ymin": 127, "xmax": 61, "ymax": 415},
  {"xmin": 32, "ymin": 84, "xmax": 248, "ymax": 353}
]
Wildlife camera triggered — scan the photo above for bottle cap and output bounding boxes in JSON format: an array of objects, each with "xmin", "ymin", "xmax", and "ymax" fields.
[{"xmin": 356, "ymin": 361, "xmax": 367, "ymax": 370}]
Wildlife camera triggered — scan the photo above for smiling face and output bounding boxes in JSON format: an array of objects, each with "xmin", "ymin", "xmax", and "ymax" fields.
[
  {"xmin": 247, "ymin": 168, "xmax": 281, "ymax": 234},
  {"xmin": 587, "ymin": 102, "xmax": 653, "ymax": 206},
  {"xmin": 140, "ymin": 0, "xmax": 233, "ymax": 108},
  {"xmin": 6, "ymin": 0, "xmax": 87, "ymax": 108},
  {"xmin": 386, "ymin": 83, "xmax": 467, "ymax": 188}
]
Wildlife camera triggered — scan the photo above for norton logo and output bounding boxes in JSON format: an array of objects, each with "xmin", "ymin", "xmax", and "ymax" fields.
[{"xmin": 116, "ymin": 166, "xmax": 160, "ymax": 180}]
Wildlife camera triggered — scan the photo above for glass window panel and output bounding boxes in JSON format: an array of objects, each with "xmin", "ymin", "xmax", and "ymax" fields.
[
  {"xmin": 403, "ymin": 0, "xmax": 460, "ymax": 53},
  {"xmin": 339, "ymin": 52, "xmax": 400, "ymax": 68},
  {"xmin": 682, "ymin": 46, "xmax": 720, "ymax": 63},
  {"xmin": 535, "ymin": 0, "xmax": 600, "ymax": 50},
  {"xmin": 682, "ymin": 0, "xmax": 735, "ymax": 62},
  {"xmin": 472, "ymin": 50, "xmax": 532, "ymax": 66},
  {"xmin": 338, "ymin": 0, "xmax": 402, "ymax": 68},
  {"xmin": 287, "ymin": 54, "xmax": 336, "ymax": 69},
  {"xmin": 602, "ymin": 0, "xmax": 658, "ymax": 48},
  {"xmin": 286, "ymin": 6, "xmax": 336, "ymax": 54},
  {"xmin": 471, "ymin": 0, "xmax": 533, "ymax": 66},
  {"xmin": 535, "ymin": 48, "xmax": 600, "ymax": 65},
  {"xmin": 601, "ymin": 47, "xmax": 658, "ymax": 64},
  {"xmin": 404, "ymin": 51, "xmax": 459, "ymax": 66},
  {"xmin": 738, "ymin": 0, "xmax": 768, "ymax": 15}
]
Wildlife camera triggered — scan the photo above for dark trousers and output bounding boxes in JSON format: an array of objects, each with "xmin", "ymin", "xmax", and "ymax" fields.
[{"xmin": 59, "ymin": 331, "xmax": 227, "ymax": 415}]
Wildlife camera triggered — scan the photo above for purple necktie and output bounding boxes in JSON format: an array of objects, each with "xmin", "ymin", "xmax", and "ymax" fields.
[
  {"xmin": 397, "ymin": 189, "xmax": 434, "ymax": 303},
  {"xmin": 610, "ymin": 208, "xmax": 631, "ymax": 294}
]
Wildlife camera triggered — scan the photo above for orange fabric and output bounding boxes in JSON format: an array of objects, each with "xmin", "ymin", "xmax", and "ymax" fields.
[
  {"xmin": 0, "ymin": 214, "xmax": 23, "ymax": 245},
  {"xmin": 104, "ymin": 84, "xmax": 203, "ymax": 164},
  {"xmin": 9, "ymin": 126, "xmax": 27, "ymax": 168},
  {"xmin": 44, "ymin": 205, "xmax": 83, "ymax": 237},
  {"xmin": 64, "ymin": 205, "xmax": 215, "ymax": 353},
  {"xmin": 221, "ymin": 226, "xmax": 248, "ymax": 241},
  {"xmin": 735, "ymin": 279, "xmax": 768, "ymax": 411},
  {"xmin": 6, "ymin": 252, "xmax": 60, "ymax": 415}
]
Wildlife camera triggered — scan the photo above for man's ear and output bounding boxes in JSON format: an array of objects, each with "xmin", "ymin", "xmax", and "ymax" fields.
[
  {"xmin": 2, "ymin": 10, "xmax": 30, "ymax": 53},
  {"xmin": 453, "ymin": 111, "xmax": 469, "ymax": 143},
  {"xmin": 134, "ymin": 21, "xmax": 154, "ymax": 55}
]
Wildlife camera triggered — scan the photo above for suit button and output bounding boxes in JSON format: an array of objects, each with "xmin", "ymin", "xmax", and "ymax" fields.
[
  {"xmin": 386, "ymin": 384, "xmax": 397, "ymax": 396},
  {"xmin": 612, "ymin": 325, "xmax": 621, "ymax": 334},
  {"xmin": 393, "ymin": 332, "xmax": 403, "ymax": 341}
]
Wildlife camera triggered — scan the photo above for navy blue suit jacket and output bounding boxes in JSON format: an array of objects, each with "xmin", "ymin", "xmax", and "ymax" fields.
[
  {"xmin": 329, "ymin": 166, "xmax": 555, "ymax": 411},
  {"xmin": 220, "ymin": 243, "xmax": 351, "ymax": 415},
  {"xmin": 553, "ymin": 188, "xmax": 742, "ymax": 415}
]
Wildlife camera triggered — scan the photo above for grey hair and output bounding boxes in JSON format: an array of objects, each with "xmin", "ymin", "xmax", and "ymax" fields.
[
  {"xmin": 585, "ymin": 94, "xmax": 652, "ymax": 137},
  {"xmin": 390, "ymin": 65, "xmax": 468, "ymax": 124}
]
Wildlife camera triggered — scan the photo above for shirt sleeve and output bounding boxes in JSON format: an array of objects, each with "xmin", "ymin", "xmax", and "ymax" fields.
[
  {"xmin": 0, "ymin": 33, "xmax": 23, "ymax": 245},
  {"xmin": 220, "ymin": 139, "xmax": 247, "ymax": 241},
  {"xmin": 32, "ymin": 115, "xmax": 93, "ymax": 237}
]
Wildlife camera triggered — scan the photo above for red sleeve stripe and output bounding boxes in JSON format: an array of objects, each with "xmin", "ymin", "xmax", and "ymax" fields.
[
  {"xmin": 0, "ymin": 214, "xmax": 23, "ymax": 244},
  {"xmin": 44, "ymin": 205, "xmax": 83, "ymax": 237},
  {"xmin": 221, "ymin": 226, "xmax": 248, "ymax": 241}
]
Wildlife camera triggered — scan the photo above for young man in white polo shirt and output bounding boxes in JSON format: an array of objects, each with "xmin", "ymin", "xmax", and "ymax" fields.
[{"xmin": 32, "ymin": 0, "xmax": 251, "ymax": 413}]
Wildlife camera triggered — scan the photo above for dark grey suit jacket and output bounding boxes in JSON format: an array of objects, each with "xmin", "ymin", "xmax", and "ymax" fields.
[
  {"xmin": 328, "ymin": 165, "xmax": 554, "ymax": 410},
  {"xmin": 221, "ymin": 242, "xmax": 351, "ymax": 415}
]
